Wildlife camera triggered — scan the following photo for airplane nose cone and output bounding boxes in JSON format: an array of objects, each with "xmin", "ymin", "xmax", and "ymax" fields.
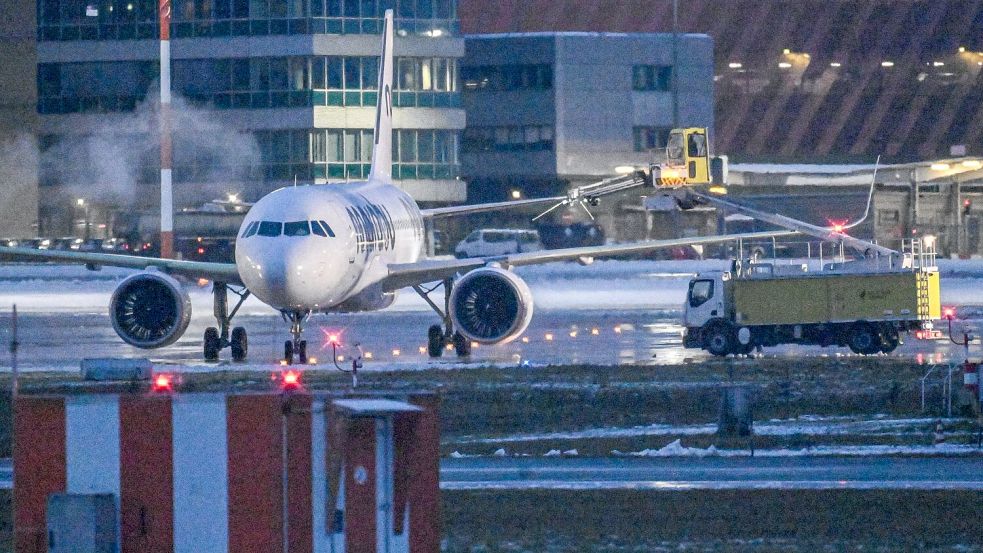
[
  {"xmin": 240, "ymin": 242, "xmax": 341, "ymax": 311},
  {"xmin": 264, "ymin": 250, "xmax": 317, "ymax": 309}
]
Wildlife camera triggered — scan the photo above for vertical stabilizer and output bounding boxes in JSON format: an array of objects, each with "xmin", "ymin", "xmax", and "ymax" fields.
[{"xmin": 368, "ymin": 9, "xmax": 394, "ymax": 183}]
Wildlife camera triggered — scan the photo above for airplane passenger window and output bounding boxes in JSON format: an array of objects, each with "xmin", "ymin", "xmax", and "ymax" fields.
[
  {"xmin": 257, "ymin": 221, "xmax": 283, "ymax": 237},
  {"xmin": 319, "ymin": 220, "xmax": 336, "ymax": 237},
  {"xmin": 283, "ymin": 221, "xmax": 311, "ymax": 237},
  {"xmin": 241, "ymin": 221, "xmax": 259, "ymax": 238},
  {"xmin": 311, "ymin": 220, "xmax": 327, "ymax": 237}
]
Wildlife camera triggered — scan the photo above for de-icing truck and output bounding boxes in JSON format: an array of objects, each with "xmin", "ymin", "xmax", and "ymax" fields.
[{"xmin": 682, "ymin": 242, "xmax": 941, "ymax": 356}]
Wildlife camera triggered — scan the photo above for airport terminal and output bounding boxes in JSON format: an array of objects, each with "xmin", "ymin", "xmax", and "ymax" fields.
[{"xmin": 0, "ymin": 1, "xmax": 982, "ymax": 552}]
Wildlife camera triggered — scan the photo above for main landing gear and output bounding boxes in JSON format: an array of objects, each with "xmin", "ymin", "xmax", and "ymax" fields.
[
  {"xmin": 203, "ymin": 282, "xmax": 251, "ymax": 362},
  {"xmin": 414, "ymin": 278, "xmax": 471, "ymax": 358},
  {"xmin": 282, "ymin": 310, "xmax": 311, "ymax": 364}
]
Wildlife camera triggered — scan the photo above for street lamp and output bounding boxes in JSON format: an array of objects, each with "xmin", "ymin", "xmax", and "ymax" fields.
[{"xmin": 76, "ymin": 199, "xmax": 90, "ymax": 240}]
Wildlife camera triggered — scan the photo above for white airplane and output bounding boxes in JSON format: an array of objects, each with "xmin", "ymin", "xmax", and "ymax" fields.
[{"xmin": 0, "ymin": 10, "xmax": 794, "ymax": 364}]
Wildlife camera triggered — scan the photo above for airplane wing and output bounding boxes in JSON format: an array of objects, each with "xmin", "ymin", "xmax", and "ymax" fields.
[
  {"xmin": 0, "ymin": 246, "xmax": 242, "ymax": 284},
  {"xmin": 684, "ymin": 190, "xmax": 898, "ymax": 257},
  {"xmin": 420, "ymin": 171, "xmax": 650, "ymax": 220},
  {"xmin": 381, "ymin": 229, "xmax": 797, "ymax": 291}
]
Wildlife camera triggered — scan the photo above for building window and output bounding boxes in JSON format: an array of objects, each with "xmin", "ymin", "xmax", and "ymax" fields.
[
  {"xmin": 462, "ymin": 125, "xmax": 554, "ymax": 153},
  {"xmin": 37, "ymin": 61, "xmax": 156, "ymax": 114},
  {"xmin": 633, "ymin": 126, "xmax": 672, "ymax": 151},
  {"xmin": 461, "ymin": 64, "xmax": 552, "ymax": 91},
  {"xmin": 257, "ymin": 128, "xmax": 459, "ymax": 181},
  {"xmin": 877, "ymin": 209, "xmax": 900, "ymax": 225},
  {"xmin": 632, "ymin": 65, "xmax": 672, "ymax": 92},
  {"xmin": 38, "ymin": 0, "xmax": 458, "ymax": 40}
]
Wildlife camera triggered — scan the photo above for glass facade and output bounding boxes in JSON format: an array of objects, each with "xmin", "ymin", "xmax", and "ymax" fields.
[
  {"xmin": 38, "ymin": 55, "xmax": 459, "ymax": 114},
  {"xmin": 265, "ymin": 128, "xmax": 459, "ymax": 181},
  {"xmin": 633, "ymin": 126, "xmax": 672, "ymax": 151},
  {"xmin": 40, "ymin": 128, "xmax": 459, "ymax": 186},
  {"xmin": 462, "ymin": 125, "xmax": 553, "ymax": 153},
  {"xmin": 38, "ymin": 0, "xmax": 457, "ymax": 40},
  {"xmin": 37, "ymin": 60, "xmax": 158, "ymax": 113},
  {"xmin": 461, "ymin": 63, "xmax": 552, "ymax": 91}
]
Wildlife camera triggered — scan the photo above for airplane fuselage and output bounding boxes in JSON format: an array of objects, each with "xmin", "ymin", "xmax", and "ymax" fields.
[{"xmin": 234, "ymin": 181, "xmax": 426, "ymax": 312}]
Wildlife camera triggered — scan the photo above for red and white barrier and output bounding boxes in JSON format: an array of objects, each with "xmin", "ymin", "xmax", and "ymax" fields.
[
  {"xmin": 964, "ymin": 361, "xmax": 979, "ymax": 398},
  {"xmin": 14, "ymin": 392, "xmax": 439, "ymax": 553}
]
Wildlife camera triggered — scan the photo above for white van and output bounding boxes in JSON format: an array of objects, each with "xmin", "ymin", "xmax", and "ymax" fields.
[{"xmin": 454, "ymin": 229, "xmax": 543, "ymax": 258}]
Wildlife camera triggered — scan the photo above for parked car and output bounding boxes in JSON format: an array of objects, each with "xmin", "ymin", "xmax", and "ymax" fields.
[
  {"xmin": 454, "ymin": 229, "xmax": 542, "ymax": 258},
  {"xmin": 51, "ymin": 237, "xmax": 84, "ymax": 251}
]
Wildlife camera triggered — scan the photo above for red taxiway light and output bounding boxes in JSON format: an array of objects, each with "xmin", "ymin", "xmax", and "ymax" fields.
[
  {"xmin": 152, "ymin": 373, "xmax": 174, "ymax": 393},
  {"xmin": 281, "ymin": 370, "xmax": 302, "ymax": 391}
]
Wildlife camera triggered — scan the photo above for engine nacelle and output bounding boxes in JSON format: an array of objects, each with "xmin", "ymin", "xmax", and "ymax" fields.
[
  {"xmin": 450, "ymin": 267, "xmax": 534, "ymax": 344},
  {"xmin": 110, "ymin": 271, "xmax": 192, "ymax": 349}
]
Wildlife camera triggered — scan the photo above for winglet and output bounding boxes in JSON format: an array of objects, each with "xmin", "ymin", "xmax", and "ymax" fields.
[{"xmin": 368, "ymin": 9, "xmax": 394, "ymax": 183}]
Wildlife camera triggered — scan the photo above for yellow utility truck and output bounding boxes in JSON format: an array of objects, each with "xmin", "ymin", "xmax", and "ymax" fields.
[{"xmin": 682, "ymin": 247, "xmax": 941, "ymax": 356}]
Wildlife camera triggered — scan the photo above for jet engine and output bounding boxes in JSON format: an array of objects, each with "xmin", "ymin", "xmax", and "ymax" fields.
[
  {"xmin": 450, "ymin": 267, "xmax": 533, "ymax": 344},
  {"xmin": 109, "ymin": 271, "xmax": 192, "ymax": 348}
]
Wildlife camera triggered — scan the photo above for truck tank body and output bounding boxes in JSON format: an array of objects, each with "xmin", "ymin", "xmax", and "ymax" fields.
[{"xmin": 732, "ymin": 270, "xmax": 940, "ymax": 326}]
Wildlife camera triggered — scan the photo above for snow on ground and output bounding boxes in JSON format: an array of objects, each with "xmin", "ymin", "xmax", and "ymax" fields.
[
  {"xmin": 453, "ymin": 415, "xmax": 967, "ymax": 445},
  {"xmin": 615, "ymin": 439, "xmax": 983, "ymax": 458},
  {"xmin": 2, "ymin": 258, "xmax": 982, "ymax": 316}
]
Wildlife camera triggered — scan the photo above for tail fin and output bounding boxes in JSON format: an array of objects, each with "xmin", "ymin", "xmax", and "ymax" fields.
[{"xmin": 368, "ymin": 9, "xmax": 394, "ymax": 183}]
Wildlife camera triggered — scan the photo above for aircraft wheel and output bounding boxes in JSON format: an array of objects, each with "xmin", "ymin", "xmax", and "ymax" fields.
[
  {"xmin": 284, "ymin": 340, "xmax": 294, "ymax": 365},
  {"xmin": 298, "ymin": 340, "xmax": 308, "ymax": 364},
  {"xmin": 204, "ymin": 327, "xmax": 221, "ymax": 362},
  {"xmin": 427, "ymin": 325, "xmax": 444, "ymax": 358},
  {"xmin": 230, "ymin": 327, "xmax": 248, "ymax": 362},
  {"xmin": 453, "ymin": 332, "xmax": 471, "ymax": 357}
]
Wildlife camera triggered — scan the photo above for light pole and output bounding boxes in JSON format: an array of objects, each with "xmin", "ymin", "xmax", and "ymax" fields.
[
  {"xmin": 671, "ymin": 0, "xmax": 680, "ymax": 128},
  {"xmin": 76, "ymin": 198, "xmax": 90, "ymax": 240}
]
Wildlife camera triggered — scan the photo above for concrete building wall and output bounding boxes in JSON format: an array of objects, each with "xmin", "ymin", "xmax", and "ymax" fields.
[
  {"xmin": 0, "ymin": 0, "xmax": 40, "ymax": 238},
  {"xmin": 553, "ymin": 33, "xmax": 713, "ymax": 180}
]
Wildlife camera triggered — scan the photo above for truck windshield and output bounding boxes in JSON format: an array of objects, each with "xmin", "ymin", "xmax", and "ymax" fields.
[
  {"xmin": 666, "ymin": 132, "xmax": 685, "ymax": 165},
  {"xmin": 689, "ymin": 279, "xmax": 714, "ymax": 307}
]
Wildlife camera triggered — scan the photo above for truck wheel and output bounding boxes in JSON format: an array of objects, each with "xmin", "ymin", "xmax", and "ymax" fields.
[
  {"xmin": 847, "ymin": 322, "xmax": 880, "ymax": 355},
  {"xmin": 704, "ymin": 322, "xmax": 734, "ymax": 357},
  {"xmin": 879, "ymin": 324, "xmax": 900, "ymax": 353}
]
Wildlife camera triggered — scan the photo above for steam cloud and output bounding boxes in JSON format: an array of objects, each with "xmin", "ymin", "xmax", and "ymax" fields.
[
  {"xmin": 40, "ymin": 89, "xmax": 261, "ymax": 205},
  {"xmin": 0, "ymin": 134, "xmax": 39, "ymax": 234}
]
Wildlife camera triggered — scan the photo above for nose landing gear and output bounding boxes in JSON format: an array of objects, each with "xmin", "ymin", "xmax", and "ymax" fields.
[{"xmin": 282, "ymin": 310, "xmax": 311, "ymax": 364}]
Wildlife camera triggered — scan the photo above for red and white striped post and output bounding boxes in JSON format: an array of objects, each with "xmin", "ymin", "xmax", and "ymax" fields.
[
  {"xmin": 159, "ymin": 0, "xmax": 174, "ymax": 259},
  {"xmin": 13, "ymin": 391, "xmax": 440, "ymax": 553}
]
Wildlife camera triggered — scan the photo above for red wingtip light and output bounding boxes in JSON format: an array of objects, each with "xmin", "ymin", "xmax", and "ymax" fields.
[
  {"xmin": 152, "ymin": 373, "xmax": 174, "ymax": 393},
  {"xmin": 833, "ymin": 224, "xmax": 844, "ymax": 233}
]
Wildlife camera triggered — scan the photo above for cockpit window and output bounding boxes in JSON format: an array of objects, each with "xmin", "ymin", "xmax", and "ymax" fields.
[
  {"xmin": 319, "ymin": 220, "xmax": 336, "ymax": 237},
  {"xmin": 257, "ymin": 221, "xmax": 282, "ymax": 237},
  {"xmin": 241, "ymin": 221, "xmax": 259, "ymax": 238},
  {"xmin": 283, "ymin": 221, "xmax": 311, "ymax": 237},
  {"xmin": 311, "ymin": 220, "xmax": 327, "ymax": 237}
]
